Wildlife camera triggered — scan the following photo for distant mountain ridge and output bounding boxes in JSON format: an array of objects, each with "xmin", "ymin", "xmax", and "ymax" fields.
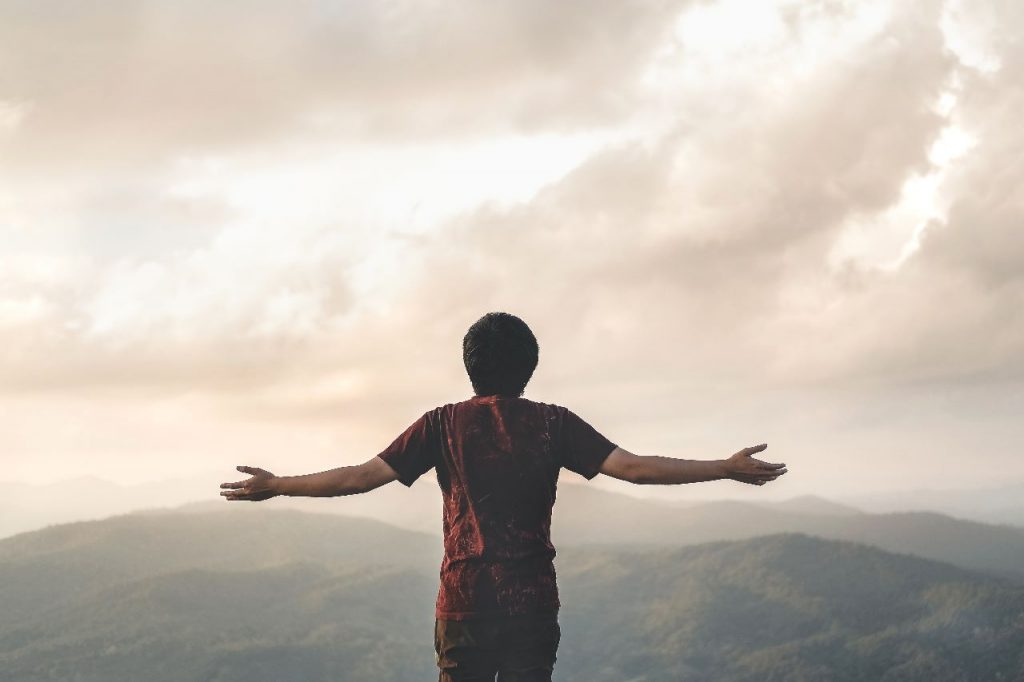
[
  {"xmin": 6, "ymin": 478, "xmax": 1024, "ymax": 585},
  {"xmin": 1, "ymin": 509, "xmax": 1022, "ymax": 681},
  {"xmin": 0, "ymin": 508, "xmax": 441, "ymax": 624},
  {"xmin": 5, "ymin": 473, "xmax": 1022, "ymax": 543},
  {"xmin": 550, "ymin": 488, "xmax": 1024, "ymax": 582}
]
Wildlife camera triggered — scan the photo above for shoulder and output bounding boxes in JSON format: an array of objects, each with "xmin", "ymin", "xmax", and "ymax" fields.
[
  {"xmin": 524, "ymin": 397, "xmax": 569, "ymax": 413},
  {"xmin": 508, "ymin": 394, "xmax": 556, "ymax": 408},
  {"xmin": 489, "ymin": 395, "xmax": 562, "ymax": 411},
  {"xmin": 429, "ymin": 399, "xmax": 469, "ymax": 420},
  {"xmin": 520, "ymin": 398, "xmax": 572, "ymax": 424},
  {"xmin": 404, "ymin": 404, "xmax": 446, "ymax": 428}
]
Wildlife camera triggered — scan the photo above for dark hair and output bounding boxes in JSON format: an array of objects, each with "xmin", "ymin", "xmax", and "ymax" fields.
[{"xmin": 463, "ymin": 312, "xmax": 539, "ymax": 397}]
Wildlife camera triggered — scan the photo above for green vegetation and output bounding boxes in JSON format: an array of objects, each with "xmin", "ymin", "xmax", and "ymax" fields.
[
  {"xmin": 557, "ymin": 536, "xmax": 1024, "ymax": 681},
  {"xmin": 2, "ymin": 509, "xmax": 1022, "ymax": 681},
  {"xmin": 551, "ymin": 489, "xmax": 1024, "ymax": 582}
]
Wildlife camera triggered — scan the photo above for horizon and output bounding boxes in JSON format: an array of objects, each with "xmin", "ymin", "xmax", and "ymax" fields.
[{"xmin": 4, "ymin": 468, "xmax": 1024, "ymax": 546}]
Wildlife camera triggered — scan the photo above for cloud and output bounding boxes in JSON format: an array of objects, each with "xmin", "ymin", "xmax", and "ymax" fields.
[
  {"xmin": 794, "ymin": 14, "xmax": 1024, "ymax": 384},
  {"xmin": 0, "ymin": 0, "xmax": 687, "ymax": 172},
  {"xmin": 3, "ymin": 0, "xmax": 1010, "ymax": 395},
  {"xmin": 1, "ymin": 0, "xmax": 1023, "ymax": 491},
  {"xmin": 392, "ymin": 0, "xmax": 965, "ymax": 390}
]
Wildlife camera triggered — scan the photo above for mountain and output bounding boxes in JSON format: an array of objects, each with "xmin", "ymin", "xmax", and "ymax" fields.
[
  {"xmin": 0, "ymin": 474, "xmax": 224, "ymax": 539},
  {"xmin": 0, "ymin": 472, "xmax": 444, "ymax": 540},
  {"xmin": 751, "ymin": 494, "xmax": 863, "ymax": 516},
  {"xmin": 5, "ymin": 471, "xmax": 1021, "ymax": 543},
  {"xmin": 548, "ymin": 486, "xmax": 1024, "ymax": 582},
  {"xmin": 0, "ymin": 508, "xmax": 441, "ymax": 624},
  {"xmin": 841, "ymin": 482, "xmax": 1024, "ymax": 527},
  {"xmin": 556, "ymin": 534, "xmax": 1024, "ymax": 681},
  {"xmin": 170, "ymin": 482, "xmax": 1024, "ymax": 585},
  {"xmin": 1, "ymin": 510, "xmax": 1023, "ymax": 681},
  {"xmin": 7, "ymin": 475, "xmax": 1024, "ymax": 585}
]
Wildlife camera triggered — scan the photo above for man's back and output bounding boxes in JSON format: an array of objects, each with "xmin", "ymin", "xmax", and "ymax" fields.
[
  {"xmin": 377, "ymin": 394, "xmax": 618, "ymax": 620},
  {"xmin": 219, "ymin": 311, "xmax": 786, "ymax": 681}
]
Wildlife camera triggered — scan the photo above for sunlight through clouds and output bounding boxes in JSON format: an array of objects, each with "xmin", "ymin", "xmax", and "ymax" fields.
[
  {"xmin": 1, "ymin": 0, "xmax": 1022, "ymax": 495},
  {"xmin": 0, "ymin": 100, "xmax": 31, "ymax": 133}
]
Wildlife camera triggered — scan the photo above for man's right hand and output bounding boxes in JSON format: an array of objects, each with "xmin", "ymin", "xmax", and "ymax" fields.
[{"xmin": 722, "ymin": 444, "xmax": 787, "ymax": 486}]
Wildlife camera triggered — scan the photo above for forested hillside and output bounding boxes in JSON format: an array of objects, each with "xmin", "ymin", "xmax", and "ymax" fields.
[{"xmin": 2, "ymin": 509, "xmax": 1022, "ymax": 681}]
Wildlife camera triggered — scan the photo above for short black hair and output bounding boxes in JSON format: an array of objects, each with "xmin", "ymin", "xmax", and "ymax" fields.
[{"xmin": 463, "ymin": 312, "xmax": 539, "ymax": 397}]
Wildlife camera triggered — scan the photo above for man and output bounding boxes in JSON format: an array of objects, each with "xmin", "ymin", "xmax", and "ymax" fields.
[{"xmin": 220, "ymin": 311, "xmax": 788, "ymax": 681}]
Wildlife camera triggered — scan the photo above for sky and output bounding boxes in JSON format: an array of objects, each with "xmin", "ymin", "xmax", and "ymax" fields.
[{"xmin": 1, "ymin": 0, "xmax": 1022, "ymax": 503}]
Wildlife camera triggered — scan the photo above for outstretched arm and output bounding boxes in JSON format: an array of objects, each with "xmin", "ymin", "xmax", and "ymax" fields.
[
  {"xmin": 598, "ymin": 444, "xmax": 786, "ymax": 486},
  {"xmin": 219, "ymin": 455, "xmax": 399, "ymax": 501}
]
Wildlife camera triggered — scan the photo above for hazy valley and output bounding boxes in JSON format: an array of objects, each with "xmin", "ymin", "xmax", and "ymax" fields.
[{"xmin": 2, "ymin": 499, "xmax": 1023, "ymax": 681}]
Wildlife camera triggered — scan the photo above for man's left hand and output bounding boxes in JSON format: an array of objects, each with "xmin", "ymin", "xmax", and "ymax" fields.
[{"xmin": 220, "ymin": 466, "xmax": 280, "ymax": 501}]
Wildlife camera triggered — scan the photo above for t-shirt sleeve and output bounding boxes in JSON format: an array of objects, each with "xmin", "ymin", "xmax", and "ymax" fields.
[
  {"xmin": 375, "ymin": 408, "xmax": 441, "ymax": 487},
  {"xmin": 558, "ymin": 407, "xmax": 618, "ymax": 481}
]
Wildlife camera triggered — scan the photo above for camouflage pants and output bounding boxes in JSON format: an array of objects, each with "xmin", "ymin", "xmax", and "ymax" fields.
[{"xmin": 434, "ymin": 612, "xmax": 561, "ymax": 681}]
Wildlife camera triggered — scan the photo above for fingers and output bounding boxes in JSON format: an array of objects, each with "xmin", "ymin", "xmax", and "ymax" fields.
[
  {"xmin": 222, "ymin": 464, "xmax": 267, "ymax": 490},
  {"xmin": 740, "ymin": 444, "xmax": 768, "ymax": 456},
  {"xmin": 751, "ymin": 458, "xmax": 786, "ymax": 471},
  {"xmin": 221, "ymin": 488, "xmax": 274, "ymax": 502},
  {"xmin": 738, "ymin": 467, "xmax": 787, "ymax": 480},
  {"xmin": 221, "ymin": 465, "xmax": 268, "ymax": 500},
  {"xmin": 733, "ymin": 469, "xmax": 786, "ymax": 485}
]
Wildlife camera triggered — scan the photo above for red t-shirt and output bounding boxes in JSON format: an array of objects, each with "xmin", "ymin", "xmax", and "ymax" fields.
[{"xmin": 376, "ymin": 394, "xmax": 618, "ymax": 620}]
